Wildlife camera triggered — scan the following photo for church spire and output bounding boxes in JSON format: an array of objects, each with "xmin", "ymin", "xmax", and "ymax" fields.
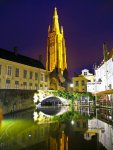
[{"xmin": 52, "ymin": 7, "xmax": 60, "ymax": 33}]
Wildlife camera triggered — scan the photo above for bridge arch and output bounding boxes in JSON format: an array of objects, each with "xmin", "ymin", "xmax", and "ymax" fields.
[{"xmin": 33, "ymin": 90, "xmax": 69, "ymax": 107}]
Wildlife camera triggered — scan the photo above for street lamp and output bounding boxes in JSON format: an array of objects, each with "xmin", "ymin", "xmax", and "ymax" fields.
[{"xmin": 70, "ymin": 83, "xmax": 73, "ymax": 88}]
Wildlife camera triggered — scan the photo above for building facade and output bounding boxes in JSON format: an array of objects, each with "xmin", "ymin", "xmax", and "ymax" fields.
[
  {"xmin": 87, "ymin": 45, "xmax": 113, "ymax": 95},
  {"xmin": 72, "ymin": 69, "xmax": 94, "ymax": 92},
  {"xmin": 46, "ymin": 7, "xmax": 67, "ymax": 73},
  {"xmin": 0, "ymin": 48, "xmax": 49, "ymax": 90}
]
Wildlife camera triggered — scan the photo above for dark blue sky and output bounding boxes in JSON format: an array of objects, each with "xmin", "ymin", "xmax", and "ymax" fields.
[{"xmin": 0, "ymin": 0, "xmax": 113, "ymax": 77}]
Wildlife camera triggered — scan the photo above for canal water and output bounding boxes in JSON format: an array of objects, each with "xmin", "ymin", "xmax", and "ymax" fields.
[{"xmin": 0, "ymin": 106, "xmax": 113, "ymax": 150}]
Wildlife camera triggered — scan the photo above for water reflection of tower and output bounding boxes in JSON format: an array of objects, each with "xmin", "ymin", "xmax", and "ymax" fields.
[{"xmin": 50, "ymin": 131, "xmax": 68, "ymax": 150}]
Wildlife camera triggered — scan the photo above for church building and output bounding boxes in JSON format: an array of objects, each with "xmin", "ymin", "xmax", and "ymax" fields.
[
  {"xmin": 46, "ymin": 7, "xmax": 67, "ymax": 73},
  {"xmin": 46, "ymin": 7, "xmax": 68, "ymax": 90}
]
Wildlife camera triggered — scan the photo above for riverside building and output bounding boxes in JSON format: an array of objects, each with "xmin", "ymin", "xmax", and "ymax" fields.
[{"xmin": 0, "ymin": 48, "xmax": 49, "ymax": 90}]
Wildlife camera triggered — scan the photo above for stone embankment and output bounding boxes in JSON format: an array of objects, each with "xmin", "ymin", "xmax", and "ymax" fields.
[{"xmin": 0, "ymin": 89, "xmax": 35, "ymax": 115}]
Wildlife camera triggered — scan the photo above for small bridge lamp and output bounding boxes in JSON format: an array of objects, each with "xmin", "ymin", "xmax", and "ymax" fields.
[{"xmin": 70, "ymin": 83, "xmax": 73, "ymax": 88}]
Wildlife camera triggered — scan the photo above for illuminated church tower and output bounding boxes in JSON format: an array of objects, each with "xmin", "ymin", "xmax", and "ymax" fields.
[{"xmin": 46, "ymin": 7, "xmax": 67, "ymax": 73}]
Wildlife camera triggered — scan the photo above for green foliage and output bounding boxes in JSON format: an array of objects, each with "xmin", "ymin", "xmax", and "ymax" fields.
[{"xmin": 47, "ymin": 90, "xmax": 94, "ymax": 102}]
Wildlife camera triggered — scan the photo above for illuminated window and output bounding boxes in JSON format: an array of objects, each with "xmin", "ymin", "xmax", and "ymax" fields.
[
  {"xmin": 23, "ymin": 70, "xmax": 27, "ymax": 79},
  {"xmin": 15, "ymin": 68, "xmax": 19, "ymax": 77},
  {"xmin": 7, "ymin": 66, "xmax": 12, "ymax": 76},
  {"xmin": 15, "ymin": 81, "xmax": 19, "ymax": 89}
]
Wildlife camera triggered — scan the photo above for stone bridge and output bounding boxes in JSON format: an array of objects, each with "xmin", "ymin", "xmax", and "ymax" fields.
[{"xmin": 33, "ymin": 90, "xmax": 69, "ymax": 107}]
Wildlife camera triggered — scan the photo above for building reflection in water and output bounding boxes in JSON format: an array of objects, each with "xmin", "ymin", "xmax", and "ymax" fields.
[
  {"xmin": 0, "ymin": 106, "xmax": 113, "ymax": 150},
  {"xmin": 0, "ymin": 108, "xmax": 3, "ymax": 127}
]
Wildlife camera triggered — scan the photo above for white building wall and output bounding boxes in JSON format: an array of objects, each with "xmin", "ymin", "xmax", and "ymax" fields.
[{"xmin": 87, "ymin": 57, "xmax": 113, "ymax": 93}]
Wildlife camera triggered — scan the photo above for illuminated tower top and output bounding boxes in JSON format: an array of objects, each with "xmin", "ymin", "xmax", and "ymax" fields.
[
  {"xmin": 46, "ymin": 7, "xmax": 67, "ymax": 72},
  {"xmin": 52, "ymin": 7, "xmax": 60, "ymax": 33}
]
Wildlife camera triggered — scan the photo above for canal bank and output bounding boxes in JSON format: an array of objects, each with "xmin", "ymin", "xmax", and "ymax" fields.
[{"xmin": 0, "ymin": 89, "xmax": 35, "ymax": 115}]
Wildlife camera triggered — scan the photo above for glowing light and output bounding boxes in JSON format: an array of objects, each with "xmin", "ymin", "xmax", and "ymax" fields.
[
  {"xmin": 70, "ymin": 83, "xmax": 73, "ymax": 88},
  {"xmin": 33, "ymin": 93, "xmax": 38, "ymax": 103},
  {"xmin": 71, "ymin": 120, "xmax": 74, "ymax": 125},
  {"xmin": 33, "ymin": 111, "xmax": 38, "ymax": 121}
]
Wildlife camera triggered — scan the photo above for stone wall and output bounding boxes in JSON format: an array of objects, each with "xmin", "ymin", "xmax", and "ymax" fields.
[{"xmin": 0, "ymin": 89, "xmax": 36, "ymax": 114}]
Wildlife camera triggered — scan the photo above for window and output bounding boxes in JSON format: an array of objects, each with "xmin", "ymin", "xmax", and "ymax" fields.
[
  {"xmin": 45, "ymin": 85, "xmax": 47, "ymax": 90},
  {"xmin": 45, "ymin": 74, "xmax": 48, "ymax": 82},
  {"xmin": 29, "ymin": 71, "xmax": 33, "ymax": 79},
  {"xmin": 81, "ymin": 80, "xmax": 85, "ymax": 86},
  {"xmin": 15, "ymin": 81, "xmax": 19, "ymax": 89},
  {"xmin": 7, "ymin": 66, "xmax": 12, "ymax": 76},
  {"xmin": 84, "ymin": 72, "xmax": 87, "ymax": 76},
  {"xmin": 23, "ymin": 70, "xmax": 27, "ymax": 79},
  {"xmin": 0, "ymin": 65, "xmax": 1, "ymax": 75},
  {"xmin": 76, "ymin": 121, "xmax": 80, "ymax": 128},
  {"xmin": 35, "ymin": 72, "xmax": 38, "ymax": 80},
  {"xmin": 23, "ymin": 82, "xmax": 27, "ymax": 89},
  {"xmin": 40, "ymin": 84, "xmax": 43, "ymax": 89},
  {"xmin": 41, "ymin": 73, "xmax": 44, "ymax": 81},
  {"xmin": 35, "ymin": 84, "xmax": 38, "ymax": 90},
  {"xmin": 15, "ymin": 68, "xmax": 19, "ymax": 77},
  {"xmin": 29, "ymin": 83, "xmax": 32, "ymax": 89},
  {"xmin": 83, "ymin": 122, "xmax": 87, "ymax": 128},
  {"xmin": 0, "ymin": 79, "xmax": 1, "ymax": 88},
  {"xmin": 6, "ymin": 79, "xmax": 11, "ymax": 89},
  {"xmin": 109, "ymin": 84, "xmax": 112, "ymax": 89},
  {"xmin": 75, "ymin": 81, "xmax": 79, "ymax": 86}
]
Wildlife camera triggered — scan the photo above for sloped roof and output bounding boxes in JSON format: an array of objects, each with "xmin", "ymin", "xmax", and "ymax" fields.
[{"xmin": 0, "ymin": 48, "xmax": 45, "ymax": 69}]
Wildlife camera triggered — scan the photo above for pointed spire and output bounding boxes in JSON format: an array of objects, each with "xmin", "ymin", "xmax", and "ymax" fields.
[
  {"xmin": 52, "ymin": 7, "xmax": 60, "ymax": 33},
  {"xmin": 61, "ymin": 26, "xmax": 64, "ymax": 34},
  {"xmin": 48, "ymin": 25, "xmax": 50, "ymax": 33},
  {"xmin": 103, "ymin": 42, "xmax": 108, "ymax": 62}
]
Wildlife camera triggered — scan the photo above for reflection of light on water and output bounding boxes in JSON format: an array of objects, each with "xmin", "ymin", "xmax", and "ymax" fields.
[
  {"xmin": 33, "ymin": 112, "xmax": 39, "ymax": 121},
  {"xmin": 33, "ymin": 107, "xmax": 70, "ymax": 122},
  {"xmin": 56, "ymin": 106, "xmax": 69, "ymax": 116},
  {"xmin": 33, "ymin": 93, "xmax": 38, "ymax": 103}
]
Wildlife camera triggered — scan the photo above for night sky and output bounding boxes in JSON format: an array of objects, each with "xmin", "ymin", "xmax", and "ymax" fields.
[{"xmin": 0, "ymin": 0, "xmax": 113, "ymax": 78}]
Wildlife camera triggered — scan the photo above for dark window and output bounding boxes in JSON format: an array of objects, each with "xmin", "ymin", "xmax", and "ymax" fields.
[
  {"xmin": 41, "ymin": 73, "xmax": 44, "ymax": 81},
  {"xmin": 45, "ymin": 75, "xmax": 48, "ymax": 82},
  {"xmin": 23, "ymin": 82, "xmax": 27, "ymax": 89},
  {"xmin": 7, "ymin": 66, "xmax": 12, "ymax": 76},
  {"xmin": 6, "ymin": 79, "xmax": 10, "ymax": 88},
  {"xmin": 23, "ymin": 70, "xmax": 27, "ymax": 78},
  {"xmin": 15, "ymin": 81, "xmax": 19, "ymax": 89},
  {"xmin": 15, "ymin": 68, "xmax": 19, "ymax": 77},
  {"xmin": 81, "ymin": 80, "xmax": 85, "ymax": 86},
  {"xmin": 84, "ymin": 72, "xmax": 87, "ymax": 76},
  {"xmin": 35, "ymin": 72, "xmax": 38, "ymax": 80},
  {"xmin": 75, "ymin": 81, "xmax": 79, "ymax": 86},
  {"xmin": 29, "ymin": 71, "xmax": 33, "ymax": 79},
  {"xmin": 0, "ymin": 65, "xmax": 1, "ymax": 75}
]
